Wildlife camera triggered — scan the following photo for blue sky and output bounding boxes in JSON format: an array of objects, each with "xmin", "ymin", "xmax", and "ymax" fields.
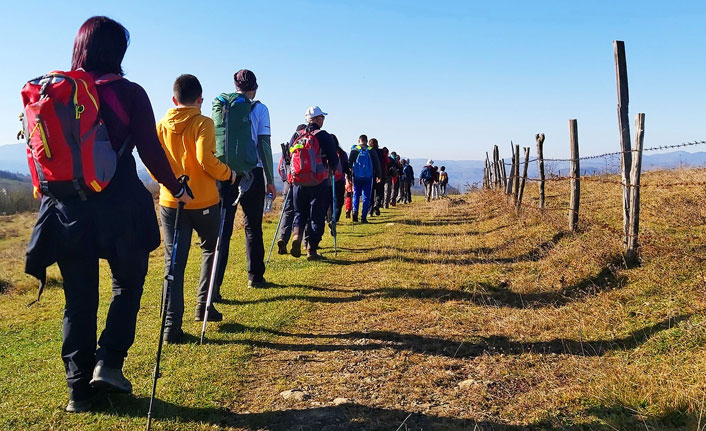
[{"xmin": 1, "ymin": 1, "xmax": 705, "ymax": 161}]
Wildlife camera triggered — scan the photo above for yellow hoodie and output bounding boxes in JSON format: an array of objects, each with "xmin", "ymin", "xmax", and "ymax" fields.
[{"xmin": 156, "ymin": 107, "xmax": 232, "ymax": 210}]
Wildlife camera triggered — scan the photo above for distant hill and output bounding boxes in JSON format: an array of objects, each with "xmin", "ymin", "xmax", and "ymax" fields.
[{"xmin": 3, "ymin": 143, "xmax": 706, "ymax": 193}]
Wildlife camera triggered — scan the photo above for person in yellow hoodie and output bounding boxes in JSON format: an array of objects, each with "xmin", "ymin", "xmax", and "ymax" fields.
[{"xmin": 155, "ymin": 74, "xmax": 235, "ymax": 343}]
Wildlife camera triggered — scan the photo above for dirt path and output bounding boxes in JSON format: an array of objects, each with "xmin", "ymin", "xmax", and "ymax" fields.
[{"xmin": 225, "ymin": 196, "xmax": 603, "ymax": 430}]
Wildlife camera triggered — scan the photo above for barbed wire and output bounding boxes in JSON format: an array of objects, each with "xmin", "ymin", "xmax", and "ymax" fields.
[{"xmin": 500, "ymin": 140, "xmax": 706, "ymax": 165}]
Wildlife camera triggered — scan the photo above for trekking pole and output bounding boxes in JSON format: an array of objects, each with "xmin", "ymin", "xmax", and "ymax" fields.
[
  {"xmin": 330, "ymin": 173, "xmax": 338, "ymax": 257},
  {"xmin": 266, "ymin": 186, "xmax": 291, "ymax": 266},
  {"xmin": 199, "ymin": 202, "xmax": 227, "ymax": 345},
  {"xmin": 147, "ymin": 177, "xmax": 192, "ymax": 431}
]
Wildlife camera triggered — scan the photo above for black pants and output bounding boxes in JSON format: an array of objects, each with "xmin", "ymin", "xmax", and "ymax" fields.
[
  {"xmin": 58, "ymin": 244, "xmax": 148, "ymax": 402},
  {"xmin": 293, "ymin": 181, "xmax": 330, "ymax": 250},
  {"xmin": 216, "ymin": 167, "xmax": 266, "ymax": 286},
  {"xmin": 371, "ymin": 180, "xmax": 385, "ymax": 214},
  {"xmin": 278, "ymin": 182, "xmax": 295, "ymax": 244},
  {"xmin": 405, "ymin": 181, "xmax": 413, "ymax": 203},
  {"xmin": 392, "ymin": 178, "xmax": 400, "ymax": 204},
  {"xmin": 160, "ymin": 204, "xmax": 220, "ymax": 330}
]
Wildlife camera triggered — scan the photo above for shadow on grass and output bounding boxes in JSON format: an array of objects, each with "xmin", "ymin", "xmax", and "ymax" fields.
[
  {"xmin": 97, "ymin": 396, "xmax": 698, "ymax": 430},
  {"xmin": 226, "ymin": 254, "xmax": 626, "ymax": 309},
  {"xmin": 218, "ymin": 314, "xmax": 690, "ymax": 358}
]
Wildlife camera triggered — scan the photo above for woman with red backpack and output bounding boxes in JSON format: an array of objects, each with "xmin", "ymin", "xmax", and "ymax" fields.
[{"xmin": 23, "ymin": 16, "xmax": 191, "ymax": 413}]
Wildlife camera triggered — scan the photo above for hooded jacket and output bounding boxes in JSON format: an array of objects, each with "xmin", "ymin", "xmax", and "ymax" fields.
[{"xmin": 156, "ymin": 107, "xmax": 232, "ymax": 209}]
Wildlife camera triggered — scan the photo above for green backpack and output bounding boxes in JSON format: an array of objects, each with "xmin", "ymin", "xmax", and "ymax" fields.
[{"xmin": 212, "ymin": 93, "xmax": 259, "ymax": 175}]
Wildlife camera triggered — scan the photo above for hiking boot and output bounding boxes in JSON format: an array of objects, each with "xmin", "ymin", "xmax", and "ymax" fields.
[
  {"xmin": 65, "ymin": 399, "xmax": 92, "ymax": 413},
  {"xmin": 194, "ymin": 304, "xmax": 223, "ymax": 322},
  {"xmin": 291, "ymin": 228, "xmax": 302, "ymax": 258},
  {"xmin": 307, "ymin": 248, "xmax": 326, "ymax": 261},
  {"xmin": 277, "ymin": 240, "xmax": 287, "ymax": 255},
  {"xmin": 352, "ymin": 213, "xmax": 358, "ymax": 223},
  {"xmin": 375, "ymin": 208, "xmax": 381, "ymax": 216},
  {"xmin": 90, "ymin": 366, "xmax": 132, "ymax": 394},
  {"xmin": 164, "ymin": 327, "xmax": 185, "ymax": 344},
  {"xmin": 345, "ymin": 211, "xmax": 351, "ymax": 219},
  {"xmin": 361, "ymin": 217, "xmax": 369, "ymax": 224},
  {"xmin": 384, "ymin": 204, "xmax": 389, "ymax": 209},
  {"xmin": 248, "ymin": 278, "xmax": 267, "ymax": 289}
]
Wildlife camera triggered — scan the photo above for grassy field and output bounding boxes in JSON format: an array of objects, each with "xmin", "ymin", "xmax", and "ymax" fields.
[{"xmin": 1, "ymin": 169, "xmax": 706, "ymax": 430}]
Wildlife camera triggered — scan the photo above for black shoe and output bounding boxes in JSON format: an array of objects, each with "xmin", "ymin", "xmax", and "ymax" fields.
[
  {"xmin": 376, "ymin": 208, "xmax": 381, "ymax": 216},
  {"xmin": 277, "ymin": 240, "xmax": 287, "ymax": 255},
  {"xmin": 307, "ymin": 249, "xmax": 326, "ymax": 261},
  {"xmin": 66, "ymin": 399, "xmax": 92, "ymax": 413},
  {"xmin": 195, "ymin": 305, "xmax": 223, "ymax": 322},
  {"xmin": 248, "ymin": 278, "xmax": 267, "ymax": 288},
  {"xmin": 90, "ymin": 366, "xmax": 132, "ymax": 394},
  {"xmin": 345, "ymin": 211, "xmax": 351, "ymax": 219},
  {"xmin": 352, "ymin": 213, "xmax": 358, "ymax": 223},
  {"xmin": 164, "ymin": 327, "xmax": 185, "ymax": 344},
  {"xmin": 291, "ymin": 238, "xmax": 302, "ymax": 258},
  {"xmin": 361, "ymin": 218, "xmax": 369, "ymax": 224}
]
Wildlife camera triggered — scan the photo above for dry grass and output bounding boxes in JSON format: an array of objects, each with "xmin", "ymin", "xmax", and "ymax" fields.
[{"xmin": 1, "ymin": 168, "xmax": 705, "ymax": 430}]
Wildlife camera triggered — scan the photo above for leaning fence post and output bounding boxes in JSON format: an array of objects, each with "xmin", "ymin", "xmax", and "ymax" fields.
[
  {"xmin": 485, "ymin": 152, "xmax": 492, "ymax": 187},
  {"xmin": 500, "ymin": 158, "xmax": 507, "ymax": 190},
  {"xmin": 536, "ymin": 133, "xmax": 546, "ymax": 209},
  {"xmin": 517, "ymin": 147, "xmax": 530, "ymax": 214},
  {"xmin": 513, "ymin": 143, "xmax": 521, "ymax": 205},
  {"xmin": 614, "ymin": 40, "xmax": 633, "ymax": 245},
  {"xmin": 626, "ymin": 113, "xmax": 645, "ymax": 262},
  {"xmin": 568, "ymin": 119, "xmax": 580, "ymax": 232}
]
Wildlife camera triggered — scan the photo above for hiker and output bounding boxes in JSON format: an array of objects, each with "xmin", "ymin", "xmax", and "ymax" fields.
[
  {"xmin": 383, "ymin": 149, "xmax": 396, "ymax": 208},
  {"xmin": 432, "ymin": 165, "xmax": 440, "ymax": 200},
  {"xmin": 344, "ymin": 176, "xmax": 353, "ymax": 218},
  {"xmin": 213, "ymin": 69, "xmax": 276, "ymax": 290},
  {"xmin": 276, "ymin": 124, "xmax": 306, "ymax": 255},
  {"xmin": 397, "ymin": 159, "xmax": 408, "ymax": 204},
  {"xmin": 23, "ymin": 16, "xmax": 192, "ymax": 412},
  {"xmin": 369, "ymin": 140, "xmax": 388, "ymax": 216},
  {"xmin": 439, "ymin": 166, "xmax": 449, "ymax": 196},
  {"xmin": 403, "ymin": 159, "xmax": 414, "ymax": 203},
  {"xmin": 389, "ymin": 153, "xmax": 402, "ymax": 206},
  {"xmin": 349, "ymin": 134, "xmax": 380, "ymax": 223},
  {"xmin": 286, "ymin": 106, "xmax": 339, "ymax": 260},
  {"xmin": 420, "ymin": 159, "xmax": 434, "ymax": 202},
  {"xmin": 328, "ymin": 134, "xmax": 350, "ymax": 226},
  {"xmin": 155, "ymin": 74, "xmax": 235, "ymax": 343}
]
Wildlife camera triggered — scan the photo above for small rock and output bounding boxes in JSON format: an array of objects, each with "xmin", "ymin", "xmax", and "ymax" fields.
[
  {"xmin": 280, "ymin": 389, "xmax": 310, "ymax": 401},
  {"xmin": 332, "ymin": 397, "xmax": 351, "ymax": 406},
  {"xmin": 458, "ymin": 379, "xmax": 478, "ymax": 390}
]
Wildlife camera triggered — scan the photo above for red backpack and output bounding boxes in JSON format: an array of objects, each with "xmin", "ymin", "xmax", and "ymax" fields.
[
  {"xmin": 287, "ymin": 129, "xmax": 328, "ymax": 186},
  {"xmin": 21, "ymin": 70, "xmax": 127, "ymax": 200}
]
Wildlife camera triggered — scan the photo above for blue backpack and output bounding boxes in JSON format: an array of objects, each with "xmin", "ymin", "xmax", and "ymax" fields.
[
  {"xmin": 421, "ymin": 166, "xmax": 433, "ymax": 181},
  {"xmin": 352, "ymin": 145, "xmax": 373, "ymax": 178}
]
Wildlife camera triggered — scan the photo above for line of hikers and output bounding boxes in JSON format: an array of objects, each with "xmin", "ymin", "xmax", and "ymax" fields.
[
  {"xmin": 18, "ymin": 16, "xmax": 449, "ymax": 416},
  {"xmin": 419, "ymin": 161, "xmax": 450, "ymax": 202}
]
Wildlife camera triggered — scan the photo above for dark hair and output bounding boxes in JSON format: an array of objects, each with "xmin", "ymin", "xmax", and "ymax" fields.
[
  {"xmin": 369, "ymin": 138, "xmax": 378, "ymax": 148},
  {"xmin": 173, "ymin": 74, "xmax": 202, "ymax": 105},
  {"xmin": 296, "ymin": 124, "xmax": 307, "ymax": 131},
  {"xmin": 440, "ymin": 166, "xmax": 445, "ymax": 171},
  {"xmin": 358, "ymin": 134, "xmax": 368, "ymax": 143},
  {"xmin": 234, "ymin": 69, "xmax": 258, "ymax": 92},
  {"xmin": 71, "ymin": 16, "xmax": 130, "ymax": 75}
]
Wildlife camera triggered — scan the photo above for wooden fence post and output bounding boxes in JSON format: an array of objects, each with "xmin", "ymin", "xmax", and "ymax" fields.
[
  {"xmin": 485, "ymin": 152, "xmax": 492, "ymax": 187},
  {"xmin": 614, "ymin": 40, "xmax": 633, "ymax": 244},
  {"xmin": 536, "ymin": 133, "xmax": 546, "ymax": 209},
  {"xmin": 513, "ymin": 143, "xmax": 521, "ymax": 204},
  {"xmin": 505, "ymin": 143, "xmax": 515, "ymax": 195},
  {"xmin": 568, "ymin": 119, "xmax": 580, "ymax": 232},
  {"xmin": 493, "ymin": 145, "xmax": 501, "ymax": 189},
  {"xmin": 626, "ymin": 113, "xmax": 645, "ymax": 261},
  {"xmin": 500, "ymin": 158, "xmax": 507, "ymax": 190},
  {"xmin": 517, "ymin": 147, "xmax": 530, "ymax": 213}
]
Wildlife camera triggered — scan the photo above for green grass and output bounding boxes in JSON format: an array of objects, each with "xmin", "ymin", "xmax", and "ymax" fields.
[{"xmin": 1, "ymin": 170, "xmax": 706, "ymax": 430}]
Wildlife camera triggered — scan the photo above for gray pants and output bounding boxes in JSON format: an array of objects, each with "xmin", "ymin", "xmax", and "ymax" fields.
[{"xmin": 160, "ymin": 204, "xmax": 220, "ymax": 330}]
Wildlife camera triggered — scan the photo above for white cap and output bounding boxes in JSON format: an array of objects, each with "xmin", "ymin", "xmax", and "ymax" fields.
[
  {"xmin": 427, "ymin": 159, "xmax": 434, "ymax": 165},
  {"xmin": 305, "ymin": 106, "xmax": 328, "ymax": 119}
]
